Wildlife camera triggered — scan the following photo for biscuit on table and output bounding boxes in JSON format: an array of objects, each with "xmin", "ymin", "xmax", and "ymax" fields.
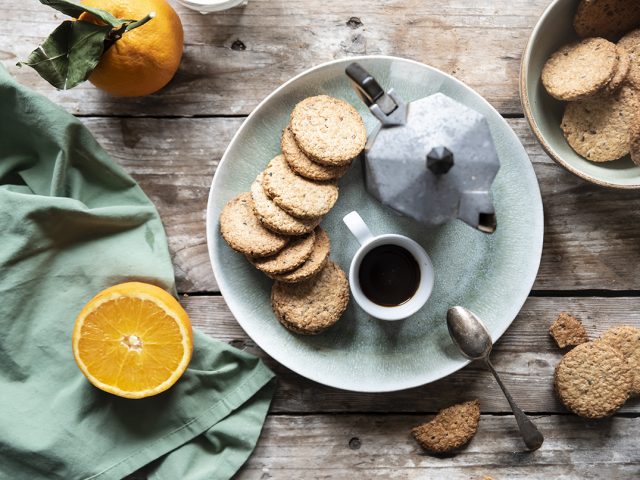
[
  {"xmin": 271, "ymin": 260, "xmax": 349, "ymax": 335},
  {"xmin": 248, "ymin": 230, "xmax": 316, "ymax": 275},
  {"xmin": 554, "ymin": 341, "xmax": 632, "ymax": 418},
  {"xmin": 574, "ymin": 0, "xmax": 640, "ymax": 40},
  {"xmin": 541, "ymin": 38, "xmax": 618, "ymax": 101},
  {"xmin": 411, "ymin": 400, "xmax": 481, "ymax": 453},
  {"xmin": 262, "ymin": 154, "xmax": 339, "ymax": 219},
  {"xmin": 281, "ymin": 126, "xmax": 350, "ymax": 181},
  {"xmin": 599, "ymin": 325, "xmax": 640, "ymax": 396},
  {"xmin": 268, "ymin": 227, "xmax": 330, "ymax": 283},
  {"xmin": 549, "ymin": 312, "xmax": 589, "ymax": 349},
  {"xmin": 219, "ymin": 192, "xmax": 289, "ymax": 258},
  {"xmin": 618, "ymin": 29, "xmax": 640, "ymax": 89},
  {"xmin": 603, "ymin": 46, "xmax": 630, "ymax": 94},
  {"xmin": 561, "ymin": 85, "xmax": 640, "ymax": 161},
  {"xmin": 250, "ymin": 172, "xmax": 321, "ymax": 236},
  {"xmin": 290, "ymin": 95, "xmax": 366, "ymax": 166}
]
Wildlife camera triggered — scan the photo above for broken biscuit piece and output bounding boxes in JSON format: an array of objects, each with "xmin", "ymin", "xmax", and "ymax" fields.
[
  {"xmin": 549, "ymin": 312, "xmax": 588, "ymax": 349},
  {"xmin": 411, "ymin": 400, "xmax": 480, "ymax": 453}
]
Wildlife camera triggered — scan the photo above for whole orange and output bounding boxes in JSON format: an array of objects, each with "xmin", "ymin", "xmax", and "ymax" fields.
[{"xmin": 80, "ymin": 0, "xmax": 183, "ymax": 97}]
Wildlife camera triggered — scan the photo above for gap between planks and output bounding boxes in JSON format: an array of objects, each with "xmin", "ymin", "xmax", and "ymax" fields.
[
  {"xmin": 75, "ymin": 116, "xmax": 640, "ymax": 293},
  {"xmin": 182, "ymin": 295, "xmax": 640, "ymax": 414}
]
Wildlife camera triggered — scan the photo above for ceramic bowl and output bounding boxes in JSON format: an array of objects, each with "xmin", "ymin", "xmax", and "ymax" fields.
[{"xmin": 520, "ymin": 0, "xmax": 640, "ymax": 189}]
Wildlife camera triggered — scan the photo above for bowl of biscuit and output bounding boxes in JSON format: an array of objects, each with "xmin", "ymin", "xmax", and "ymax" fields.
[{"xmin": 521, "ymin": 0, "xmax": 640, "ymax": 188}]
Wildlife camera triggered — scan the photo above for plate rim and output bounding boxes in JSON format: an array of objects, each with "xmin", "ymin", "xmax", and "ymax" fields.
[{"xmin": 206, "ymin": 54, "xmax": 544, "ymax": 392}]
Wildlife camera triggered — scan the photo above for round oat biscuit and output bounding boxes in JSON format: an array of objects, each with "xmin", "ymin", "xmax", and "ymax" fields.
[
  {"xmin": 250, "ymin": 173, "xmax": 321, "ymax": 236},
  {"xmin": 603, "ymin": 46, "xmax": 630, "ymax": 94},
  {"xmin": 271, "ymin": 260, "xmax": 349, "ymax": 335},
  {"xmin": 281, "ymin": 126, "xmax": 350, "ymax": 181},
  {"xmin": 541, "ymin": 38, "xmax": 618, "ymax": 101},
  {"xmin": 262, "ymin": 154, "xmax": 339, "ymax": 219},
  {"xmin": 554, "ymin": 341, "xmax": 633, "ymax": 418},
  {"xmin": 248, "ymin": 230, "xmax": 316, "ymax": 275},
  {"xmin": 618, "ymin": 29, "xmax": 640, "ymax": 89},
  {"xmin": 219, "ymin": 192, "xmax": 289, "ymax": 258},
  {"xmin": 290, "ymin": 95, "xmax": 366, "ymax": 166},
  {"xmin": 268, "ymin": 227, "xmax": 330, "ymax": 283},
  {"xmin": 560, "ymin": 85, "xmax": 640, "ymax": 161},
  {"xmin": 599, "ymin": 326, "xmax": 640, "ymax": 395},
  {"xmin": 574, "ymin": 0, "xmax": 640, "ymax": 40},
  {"xmin": 411, "ymin": 400, "xmax": 480, "ymax": 453}
]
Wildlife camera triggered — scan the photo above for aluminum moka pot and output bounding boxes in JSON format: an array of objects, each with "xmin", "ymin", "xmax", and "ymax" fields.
[{"xmin": 345, "ymin": 63, "xmax": 500, "ymax": 233}]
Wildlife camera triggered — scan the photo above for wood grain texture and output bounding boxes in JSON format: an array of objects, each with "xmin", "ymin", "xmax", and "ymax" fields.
[
  {"xmin": 182, "ymin": 295, "xmax": 640, "ymax": 413},
  {"xmin": 0, "ymin": 0, "xmax": 548, "ymax": 116},
  {"xmin": 78, "ymin": 117, "xmax": 640, "ymax": 293},
  {"xmin": 235, "ymin": 414, "xmax": 640, "ymax": 479}
]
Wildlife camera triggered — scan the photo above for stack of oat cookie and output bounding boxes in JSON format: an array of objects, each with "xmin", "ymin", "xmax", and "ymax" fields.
[
  {"xmin": 540, "ymin": 0, "xmax": 640, "ymax": 163},
  {"xmin": 549, "ymin": 313, "xmax": 640, "ymax": 418},
  {"xmin": 220, "ymin": 95, "xmax": 366, "ymax": 335}
]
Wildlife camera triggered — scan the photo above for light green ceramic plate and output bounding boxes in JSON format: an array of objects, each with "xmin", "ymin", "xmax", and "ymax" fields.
[
  {"xmin": 521, "ymin": 0, "xmax": 640, "ymax": 189},
  {"xmin": 206, "ymin": 56, "xmax": 543, "ymax": 392}
]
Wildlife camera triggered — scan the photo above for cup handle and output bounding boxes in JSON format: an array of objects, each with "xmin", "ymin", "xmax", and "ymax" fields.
[{"xmin": 343, "ymin": 211, "xmax": 374, "ymax": 246}]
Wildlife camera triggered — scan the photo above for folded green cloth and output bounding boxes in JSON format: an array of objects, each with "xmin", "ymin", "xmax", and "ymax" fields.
[{"xmin": 0, "ymin": 65, "xmax": 275, "ymax": 480}]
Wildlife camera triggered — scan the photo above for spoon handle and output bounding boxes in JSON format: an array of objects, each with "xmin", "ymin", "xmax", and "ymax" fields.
[{"xmin": 485, "ymin": 359, "xmax": 544, "ymax": 451}]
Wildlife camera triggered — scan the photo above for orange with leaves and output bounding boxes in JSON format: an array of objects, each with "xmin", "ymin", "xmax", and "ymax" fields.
[{"xmin": 80, "ymin": 0, "xmax": 183, "ymax": 96}]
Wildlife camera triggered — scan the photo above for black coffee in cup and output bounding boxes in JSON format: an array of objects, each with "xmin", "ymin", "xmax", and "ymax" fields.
[{"xmin": 358, "ymin": 244, "xmax": 421, "ymax": 306}]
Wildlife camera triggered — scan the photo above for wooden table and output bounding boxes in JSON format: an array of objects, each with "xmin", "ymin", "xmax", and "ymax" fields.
[{"xmin": 3, "ymin": 1, "xmax": 640, "ymax": 478}]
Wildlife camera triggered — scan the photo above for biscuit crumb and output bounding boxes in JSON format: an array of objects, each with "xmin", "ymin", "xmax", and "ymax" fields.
[
  {"xmin": 549, "ymin": 312, "xmax": 589, "ymax": 349},
  {"xmin": 411, "ymin": 400, "xmax": 480, "ymax": 453}
]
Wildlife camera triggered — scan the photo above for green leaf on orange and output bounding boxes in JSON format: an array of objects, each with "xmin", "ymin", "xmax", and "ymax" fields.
[
  {"xmin": 39, "ymin": 0, "xmax": 133, "ymax": 27},
  {"xmin": 18, "ymin": 20, "xmax": 111, "ymax": 90}
]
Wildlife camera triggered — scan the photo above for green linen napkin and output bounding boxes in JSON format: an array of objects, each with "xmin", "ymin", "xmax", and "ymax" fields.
[{"xmin": 0, "ymin": 65, "xmax": 275, "ymax": 480}]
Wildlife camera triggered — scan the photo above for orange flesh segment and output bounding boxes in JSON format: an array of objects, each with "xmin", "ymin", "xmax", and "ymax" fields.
[{"xmin": 76, "ymin": 297, "xmax": 186, "ymax": 393}]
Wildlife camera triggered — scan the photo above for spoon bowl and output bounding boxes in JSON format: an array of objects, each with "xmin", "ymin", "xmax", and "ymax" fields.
[{"xmin": 447, "ymin": 306, "xmax": 493, "ymax": 360}]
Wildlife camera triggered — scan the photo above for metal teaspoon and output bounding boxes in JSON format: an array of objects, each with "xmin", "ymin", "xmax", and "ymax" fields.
[{"xmin": 446, "ymin": 306, "xmax": 544, "ymax": 451}]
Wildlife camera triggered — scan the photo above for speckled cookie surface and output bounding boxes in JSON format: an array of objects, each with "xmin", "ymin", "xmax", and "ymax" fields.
[
  {"xmin": 281, "ymin": 126, "xmax": 350, "ymax": 181},
  {"xmin": 268, "ymin": 227, "xmax": 330, "ymax": 283},
  {"xmin": 250, "ymin": 173, "xmax": 321, "ymax": 236},
  {"xmin": 554, "ymin": 341, "xmax": 632, "ymax": 418},
  {"xmin": 574, "ymin": 0, "xmax": 640, "ymax": 40},
  {"xmin": 631, "ymin": 121, "xmax": 640, "ymax": 166},
  {"xmin": 603, "ymin": 46, "xmax": 630, "ymax": 94},
  {"xmin": 599, "ymin": 325, "xmax": 640, "ymax": 395},
  {"xmin": 549, "ymin": 312, "xmax": 589, "ymax": 349},
  {"xmin": 271, "ymin": 260, "xmax": 349, "ymax": 335},
  {"xmin": 249, "ymin": 230, "xmax": 316, "ymax": 275},
  {"xmin": 262, "ymin": 154, "xmax": 338, "ymax": 219},
  {"xmin": 541, "ymin": 38, "xmax": 618, "ymax": 101},
  {"xmin": 411, "ymin": 400, "xmax": 480, "ymax": 453},
  {"xmin": 561, "ymin": 85, "xmax": 640, "ymax": 161},
  {"xmin": 290, "ymin": 95, "xmax": 366, "ymax": 166},
  {"xmin": 618, "ymin": 29, "xmax": 640, "ymax": 89},
  {"xmin": 220, "ymin": 192, "xmax": 289, "ymax": 258}
]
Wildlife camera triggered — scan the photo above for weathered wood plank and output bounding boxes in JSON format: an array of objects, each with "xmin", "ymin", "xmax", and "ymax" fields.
[
  {"xmin": 183, "ymin": 295, "xmax": 640, "ymax": 413},
  {"xmin": 77, "ymin": 116, "xmax": 640, "ymax": 292},
  {"xmin": 0, "ymin": 0, "xmax": 548, "ymax": 116},
  {"xmin": 235, "ymin": 414, "xmax": 640, "ymax": 479}
]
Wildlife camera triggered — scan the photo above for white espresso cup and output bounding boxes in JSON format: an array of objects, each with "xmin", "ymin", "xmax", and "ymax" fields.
[{"xmin": 343, "ymin": 211, "xmax": 435, "ymax": 321}]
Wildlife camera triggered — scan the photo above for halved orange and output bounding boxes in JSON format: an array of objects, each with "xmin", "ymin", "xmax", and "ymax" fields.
[{"xmin": 72, "ymin": 282, "xmax": 193, "ymax": 399}]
